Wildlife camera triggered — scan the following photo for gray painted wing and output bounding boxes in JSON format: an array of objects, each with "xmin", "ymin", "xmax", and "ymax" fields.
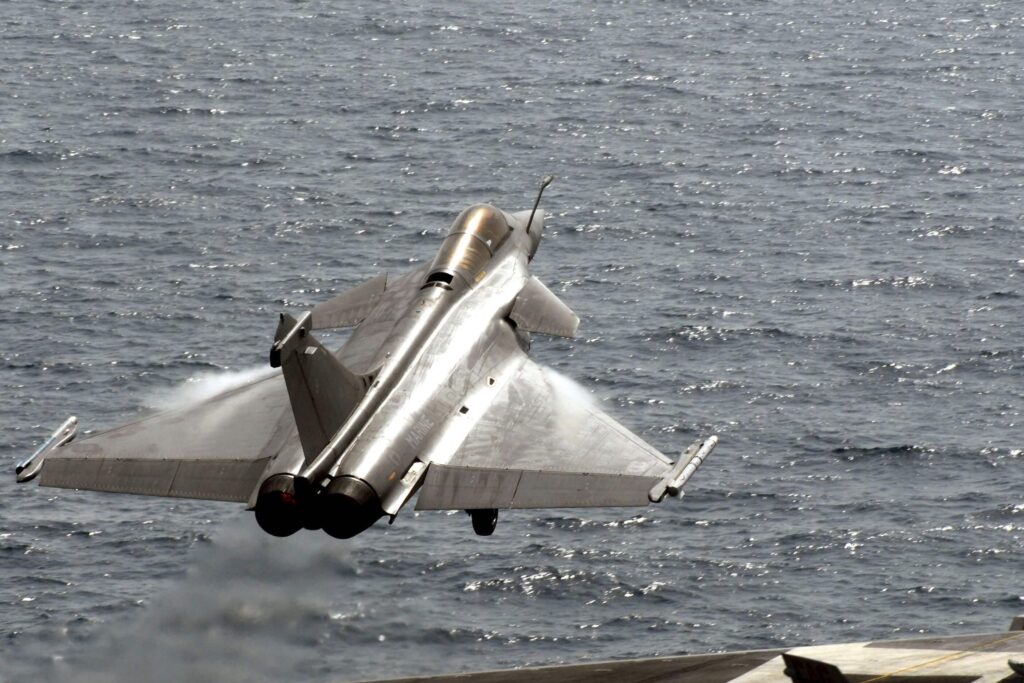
[
  {"xmin": 38, "ymin": 372, "xmax": 296, "ymax": 503},
  {"xmin": 416, "ymin": 360, "xmax": 673, "ymax": 510},
  {"xmin": 39, "ymin": 263, "xmax": 432, "ymax": 502}
]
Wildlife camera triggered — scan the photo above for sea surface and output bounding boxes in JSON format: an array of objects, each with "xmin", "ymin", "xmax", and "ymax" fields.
[{"xmin": 1, "ymin": 1, "xmax": 1022, "ymax": 681}]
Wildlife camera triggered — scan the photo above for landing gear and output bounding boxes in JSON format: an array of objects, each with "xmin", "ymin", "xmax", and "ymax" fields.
[{"xmin": 469, "ymin": 508, "xmax": 498, "ymax": 536}]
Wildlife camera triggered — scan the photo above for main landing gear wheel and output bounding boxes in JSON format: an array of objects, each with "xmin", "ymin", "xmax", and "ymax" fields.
[{"xmin": 470, "ymin": 509, "xmax": 498, "ymax": 536}]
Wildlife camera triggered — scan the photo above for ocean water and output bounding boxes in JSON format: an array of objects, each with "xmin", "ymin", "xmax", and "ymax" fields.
[{"xmin": 2, "ymin": 1, "xmax": 1022, "ymax": 680}]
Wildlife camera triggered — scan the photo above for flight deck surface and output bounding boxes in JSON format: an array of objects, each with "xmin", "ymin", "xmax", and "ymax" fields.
[{"xmin": 361, "ymin": 624, "xmax": 1024, "ymax": 683}]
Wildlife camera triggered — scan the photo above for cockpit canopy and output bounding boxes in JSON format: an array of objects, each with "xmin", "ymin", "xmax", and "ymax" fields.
[{"xmin": 425, "ymin": 204, "xmax": 511, "ymax": 287}]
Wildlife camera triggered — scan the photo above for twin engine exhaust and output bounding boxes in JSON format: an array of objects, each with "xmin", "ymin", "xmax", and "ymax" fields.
[{"xmin": 254, "ymin": 473, "xmax": 383, "ymax": 539}]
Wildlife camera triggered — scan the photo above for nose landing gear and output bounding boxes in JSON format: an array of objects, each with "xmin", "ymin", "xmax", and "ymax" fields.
[{"xmin": 468, "ymin": 508, "xmax": 498, "ymax": 536}]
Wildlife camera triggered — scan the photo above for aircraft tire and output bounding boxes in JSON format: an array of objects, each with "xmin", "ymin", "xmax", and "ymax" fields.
[{"xmin": 470, "ymin": 508, "xmax": 498, "ymax": 536}]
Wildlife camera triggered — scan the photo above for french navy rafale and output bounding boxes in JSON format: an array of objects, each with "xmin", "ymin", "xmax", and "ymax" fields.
[{"xmin": 16, "ymin": 178, "xmax": 717, "ymax": 538}]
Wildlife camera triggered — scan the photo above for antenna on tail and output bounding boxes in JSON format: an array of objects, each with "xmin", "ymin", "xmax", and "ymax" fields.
[{"xmin": 525, "ymin": 175, "xmax": 555, "ymax": 234}]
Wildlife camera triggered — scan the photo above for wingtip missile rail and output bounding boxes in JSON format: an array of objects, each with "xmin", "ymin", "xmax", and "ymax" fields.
[
  {"xmin": 15, "ymin": 416, "xmax": 78, "ymax": 484},
  {"xmin": 648, "ymin": 435, "xmax": 718, "ymax": 503}
]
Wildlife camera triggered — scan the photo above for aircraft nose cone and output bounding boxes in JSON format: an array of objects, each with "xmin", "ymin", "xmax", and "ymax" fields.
[{"xmin": 319, "ymin": 476, "xmax": 382, "ymax": 539}]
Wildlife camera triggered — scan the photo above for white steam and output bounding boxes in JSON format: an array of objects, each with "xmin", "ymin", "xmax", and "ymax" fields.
[
  {"xmin": 50, "ymin": 516, "xmax": 360, "ymax": 683},
  {"xmin": 148, "ymin": 366, "xmax": 277, "ymax": 411},
  {"xmin": 541, "ymin": 366, "xmax": 599, "ymax": 408}
]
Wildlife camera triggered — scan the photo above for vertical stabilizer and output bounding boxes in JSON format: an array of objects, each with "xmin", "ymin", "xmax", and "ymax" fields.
[{"xmin": 271, "ymin": 313, "xmax": 367, "ymax": 461}]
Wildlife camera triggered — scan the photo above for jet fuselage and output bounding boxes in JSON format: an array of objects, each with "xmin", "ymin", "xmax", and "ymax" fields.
[{"xmin": 258, "ymin": 205, "xmax": 535, "ymax": 537}]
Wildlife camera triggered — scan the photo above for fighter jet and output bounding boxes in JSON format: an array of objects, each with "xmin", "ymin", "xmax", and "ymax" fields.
[{"xmin": 15, "ymin": 178, "xmax": 718, "ymax": 538}]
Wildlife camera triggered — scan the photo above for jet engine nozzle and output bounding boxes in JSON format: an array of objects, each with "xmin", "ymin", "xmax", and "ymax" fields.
[
  {"xmin": 319, "ymin": 476, "xmax": 382, "ymax": 539},
  {"xmin": 254, "ymin": 474, "xmax": 307, "ymax": 537}
]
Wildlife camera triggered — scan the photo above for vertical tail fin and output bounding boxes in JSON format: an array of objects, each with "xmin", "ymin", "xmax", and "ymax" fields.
[{"xmin": 271, "ymin": 313, "xmax": 367, "ymax": 461}]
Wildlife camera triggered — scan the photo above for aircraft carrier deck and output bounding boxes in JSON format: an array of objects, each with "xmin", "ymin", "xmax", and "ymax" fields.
[{"xmin": 362, "ymin": 618, "xmax": 1024, "ymax": 683}]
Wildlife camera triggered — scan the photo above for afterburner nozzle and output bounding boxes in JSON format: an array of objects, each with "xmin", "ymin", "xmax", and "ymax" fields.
[
  {"xmin": 319, "ymin": 476, "xmax": 383, "ymax": 539},
  {"xmin": 254, "ymin": 474, "xmax": 306, "ymax": 537}
]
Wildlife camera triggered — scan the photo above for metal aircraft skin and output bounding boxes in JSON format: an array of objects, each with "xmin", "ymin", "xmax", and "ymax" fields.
[{"xmin": 16, "ymin": 181, "xmax": 718, "ymax": 538}]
